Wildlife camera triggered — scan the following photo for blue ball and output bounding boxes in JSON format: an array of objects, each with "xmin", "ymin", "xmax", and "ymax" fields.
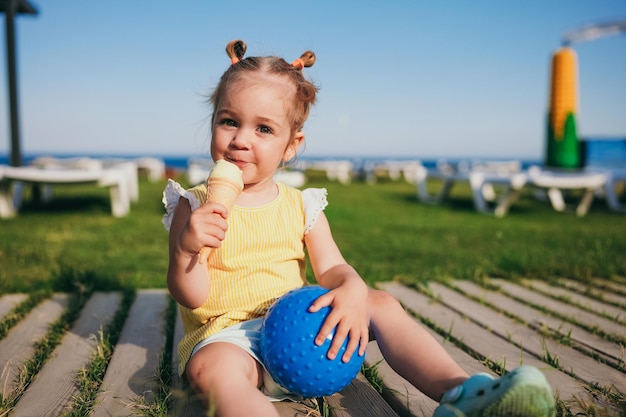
[{"xmin": 260, "ymin": 286, "xmax": 365, "ymax": 397}]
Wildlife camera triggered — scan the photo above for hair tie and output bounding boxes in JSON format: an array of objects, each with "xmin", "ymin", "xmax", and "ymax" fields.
[
  {"xmin": 291, "ymin": 58, "xmax": 305, "ymax": 70},
  {"xmin": 291, "ymin": 51, "xmax": 316, "ymax": 70}
]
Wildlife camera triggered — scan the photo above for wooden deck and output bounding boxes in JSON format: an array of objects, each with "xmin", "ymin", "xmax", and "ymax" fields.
[{"xmin": 1, "ymin": 278, "xmax": 624, "ymax": 416}]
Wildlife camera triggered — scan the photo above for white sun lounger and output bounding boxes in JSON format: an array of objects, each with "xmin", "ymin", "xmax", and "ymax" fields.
[
  {"xmin": 187, "ymin": 159, "xmax": 307, "ymax": 188},
  {"xmin": 33, "ymin": 157, "xmax": 141, "ymax": 203},
  {"xmin": 0, "ymin": 165, "xmax": 130, "ymax": 218},
  {"xmin": 526, "ymin": 167, "xmax": 608, "ymax": 216},
  {"xmin": 592, "ymin": 168, "xmax": 626, "ymax": 213},
  {"xmin": 298, "ymin": 160, "xmax": 353, "ymax": 185},
  {"xmin": 415, "ymin": 160, "xmax": 527, "ymax": 217},
  {"xmin": 361, "ymin": 160, "xmax": 423, "ymax": 184},
  {"xmin": 134, "ymin": 157, "xmax": 165, "ymax": 183},
  {"xmin": 416, "ymin": 160, "xmax": 614, "ymax": 217}
]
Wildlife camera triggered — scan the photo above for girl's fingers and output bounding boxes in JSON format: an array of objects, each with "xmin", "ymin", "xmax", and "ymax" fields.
[
  {"xmin": 358, "ymin": 329, "xmax": 369, "ymax": 356},
  {"xmin": 309, "ymin": 290, "xmax": 369, "ymax": 361},
  {"xmin": 340, "ymin": 324, "xmax": 369, "ymax": 362},
  {"xmin": 327, "ymin": 320, "xmax": 350, "ymax": 360},
  {"xmin": 308, "ymin": 292, "xmax": 333, "ymax": 312},
  {"xmin": 199, "ymin": 202, "xmax": 229, "ymax": 218},
  {"xmin": 314, "ymin": 307, "xmax": 339, "ymax": 348},
  {"xmin": 179, "ymin": 209, "xmax": 229, "ymax": 256}
]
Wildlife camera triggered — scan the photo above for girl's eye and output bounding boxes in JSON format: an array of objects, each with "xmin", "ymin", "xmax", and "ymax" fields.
[
  {"xmin": 219, "ymin": 118, "xmax": 237, "ymax": 127},
  {"xmin": 258, "ymin": 125, "xmax": 273, "ymax": 134}
]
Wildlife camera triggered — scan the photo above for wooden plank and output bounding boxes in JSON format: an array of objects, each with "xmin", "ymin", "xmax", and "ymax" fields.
[
  {"xmin": 365, "ymin": 341, "xmax": 436, "ymax": 417},
  {"xmin": 274, "ymin": 400, "xmax": 321, "ymax": 416},
  {"xmin": 91, "ymin": 289, "xmax": 169, "ymax": 417},
  {"xmin": 492, "ymin": 279, "xmax": 626, "ymax": 339},
  {"xmin": 458, "ymin": 280, "xmax": 625, "ymax": 364},
  {"xmin": 169, "ymin": 308, "xmax": 205, "ymax": 417},
  {"xmin": 428, "ymin": 282, "xmax": 626, "ymax": 393},
  {"xmin": 364, "ymin": 329, "xmax": 496, "ymax": 416},
  {"xmin": 558, "ymin": 279, "xmax": 626, "ymax": 309},
  {"xmin": 378, "ymin": 282, "xmax": 585, "ymax": 403},
  {"xmin": 10, "ymin": 283, "xmax": 623, "ymax": 415},
  {"xmin": 590, "ymin": 277, "xmax": 626, "ymax": 296},
  {"xmin": 0, "ymin": 293, "xmax": 69, "ymax": 397},
  {"xmin": 453, "ymin": 280, "xmax": 625, "ymax": 369},
  {"xmin": 525, "ymin": 279, "xmax": 626, "ymax": 324},
  {"xmin": 12, "ymin": 292, "xmax": 122, "ymax": 417},
  {"xmin": 0, "ymin": 293, "xmax": 27, "ymax": 320},
  {"xmin": 324, "ymin": 372, "xmax": 399, "ymax": 417}
]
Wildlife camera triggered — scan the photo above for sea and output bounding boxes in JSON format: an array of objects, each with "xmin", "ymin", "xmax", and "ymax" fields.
[{"xmin": 1, "ymin": 137, "xmax": 624, "ymax": 171}]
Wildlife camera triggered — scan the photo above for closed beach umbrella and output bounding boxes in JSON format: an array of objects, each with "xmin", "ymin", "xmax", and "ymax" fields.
[{"xmin": 0, "ymin": 0, "xmax": 38, "ymax": 167}]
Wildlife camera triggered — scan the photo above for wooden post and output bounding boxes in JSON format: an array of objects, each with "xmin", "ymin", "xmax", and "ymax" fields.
[{"xmin": 1, "ymin": 0, "xmax": 38, "ymax": 166}]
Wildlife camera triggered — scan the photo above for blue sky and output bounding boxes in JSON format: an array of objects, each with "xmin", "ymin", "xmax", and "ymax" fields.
[{"xmin": 1, "ymin": 1, "xmax": 625, "ymax": 161}]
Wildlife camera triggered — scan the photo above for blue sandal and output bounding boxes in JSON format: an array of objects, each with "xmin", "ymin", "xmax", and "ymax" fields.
[{"xmin": 433, "ymin": 366, "xmax": 555, "ymax": 417}]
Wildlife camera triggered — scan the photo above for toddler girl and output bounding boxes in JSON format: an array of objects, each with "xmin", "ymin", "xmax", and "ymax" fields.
[{"xmin": 163, "ymin": 39, "xmax": 555, "ymax": 417}]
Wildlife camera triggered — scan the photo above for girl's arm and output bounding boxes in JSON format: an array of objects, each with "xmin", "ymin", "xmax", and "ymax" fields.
[
  {"xmin": 304, "ymin": 212, "xmax": 370, "ymax": 362},
  {"xmin": 167, "ymin": 197, "xmax": 228, "ymax": 309}
]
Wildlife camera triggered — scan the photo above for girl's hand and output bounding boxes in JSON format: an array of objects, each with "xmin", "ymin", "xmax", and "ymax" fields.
[
  {"xmin": 309, "ymin": 281, "xmax": 369, "ymax": 363},
  {"xmin": 174, "ymin": 202, "xmax": 229, "ymax": 258}
]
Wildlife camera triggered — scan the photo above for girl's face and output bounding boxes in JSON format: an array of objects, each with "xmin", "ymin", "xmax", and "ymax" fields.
[{"xmin": 211, "ymin": 75, "xmax": 303, "ymax": 191}]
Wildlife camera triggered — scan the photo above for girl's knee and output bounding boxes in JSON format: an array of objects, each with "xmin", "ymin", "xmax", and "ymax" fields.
[
  {"xmin": 186, "ymin": 354, "xmax": 210, "ymax": 384},
  {"xmin": 186, "ymin": 343, "xmax": 262, "ymax": 389},
  {"xmin": 368, "ymin": 288, "xmax": 402, "ymax": 312}
]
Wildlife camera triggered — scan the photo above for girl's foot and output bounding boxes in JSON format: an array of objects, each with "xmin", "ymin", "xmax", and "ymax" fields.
[{"xmin": 433, "ymin": 366, "xmax": 555, "ymax": 417}]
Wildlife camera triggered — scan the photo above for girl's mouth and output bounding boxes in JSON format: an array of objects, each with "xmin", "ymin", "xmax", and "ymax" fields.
[{"xmin": 225, "ymin": 157, "xmax": 247, "ymax": 169}]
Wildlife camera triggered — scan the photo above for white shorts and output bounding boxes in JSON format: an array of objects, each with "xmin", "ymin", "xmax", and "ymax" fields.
[{"xmin": 190, "ymin": 318, "xmax": 303, "ymax": 402}]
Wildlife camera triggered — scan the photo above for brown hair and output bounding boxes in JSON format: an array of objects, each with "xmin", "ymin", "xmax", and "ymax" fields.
[{"xmin": 210, "ymin": 40, "xmax": 318, "ymax": 134}]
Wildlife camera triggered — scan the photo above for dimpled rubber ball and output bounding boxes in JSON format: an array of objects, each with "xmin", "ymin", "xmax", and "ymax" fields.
[{"xmin": 260, "ymin": 285, "xmax": 365, "ymax": 398}]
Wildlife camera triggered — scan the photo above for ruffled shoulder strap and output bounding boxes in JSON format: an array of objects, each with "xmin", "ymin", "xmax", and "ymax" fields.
[
  {"xmin": 302, "ymin": 188, "xmax": 328, "ymax": 234},
  {"xmin": 161, "ymin": 179, "xmax": 206, "ymax": 230}
]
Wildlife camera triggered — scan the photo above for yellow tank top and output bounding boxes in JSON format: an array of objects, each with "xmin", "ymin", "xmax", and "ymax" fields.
[{"xmin": 177, "ymin": 182, "xmax": 308, "ymax": 375}]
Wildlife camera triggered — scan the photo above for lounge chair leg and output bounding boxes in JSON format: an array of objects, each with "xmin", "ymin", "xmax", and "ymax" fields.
[
  {"xmin": 494, "ymin": 188, "xmax": 522, "ymax": 218},
  {"xmin": 547, "ymin": 188, "xmax": 566, "ymax": 211},
  {"xmin": 417, "ymin": 176, "xmax": 455, "ymax": 204},
  {"xmin": 576, "ymin": 189, "xmax": 595, "ymax": 217},
  {"xmin": 481, "ymin": 183, "xmax": 496, "ymax": 201},
  {"xmin": 417, "ymin": 178, "xmax": 456, "ymax": 205},
  {"xmin": 42, "ymin": 184, "xmax": 54, "ymax": 203},
  {"xmin": 605, "ymin": 176, "xmax": 626, "ymax": 212},
  {"xmin": 107, "ymin": 177, "xmax": 130, "ymax": 217},
  {"xmin": 469, "ymin": 173, "xmax": 489, "ymax": 213},
  {"xmin": 0, "ymin": 183, "xmax": 17, "ymax": 218},
  {"xmin": 12, "ymin": 181, "xmax": 25, "ymax": 209}
]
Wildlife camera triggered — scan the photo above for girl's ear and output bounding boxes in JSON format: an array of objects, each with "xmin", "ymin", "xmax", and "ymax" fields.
[{"xmin": 283, "ymin": 132, "xmax": 305, "ymax": 162}]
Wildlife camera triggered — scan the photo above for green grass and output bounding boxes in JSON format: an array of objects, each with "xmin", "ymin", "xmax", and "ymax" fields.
[{"xmin": 0, "ymin": 172, "xmax": 625, "ymax": 294}]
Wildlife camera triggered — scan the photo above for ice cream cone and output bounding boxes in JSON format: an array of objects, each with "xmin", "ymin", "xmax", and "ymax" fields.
[
  {"xmin": 206, "ymin": 178, "xmax": 242, "ymax": 207},
  {"xmin": 198, "ymin": 160, "xmax": 243, "ymax": 264}
]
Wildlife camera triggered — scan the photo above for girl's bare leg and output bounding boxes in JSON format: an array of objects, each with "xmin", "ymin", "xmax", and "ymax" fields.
[
  {"xmin": 367, "ymin": 289, "xmax": 468, "ymax": 401},
  {"xmin": 186, "ymin": 342, "xmax": 279, "ymax": 417}
]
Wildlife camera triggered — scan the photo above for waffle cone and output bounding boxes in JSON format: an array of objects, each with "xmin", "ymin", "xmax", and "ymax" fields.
[
  {"xmin": 198, "ymin": 177, "xmax": 243, "ymax": 264},
  {"xmin": 206, "ymin": 178, "xmax": 242, "ymax": 209}
]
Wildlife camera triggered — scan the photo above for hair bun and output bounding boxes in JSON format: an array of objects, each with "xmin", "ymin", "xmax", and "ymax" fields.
[
  {"xmin": 291, "ymin": 51, "xmax": 316, "ymax": 70},
  {"xmin": 226, "ymin": 39, "xmax": 247, "ymax": 64}
]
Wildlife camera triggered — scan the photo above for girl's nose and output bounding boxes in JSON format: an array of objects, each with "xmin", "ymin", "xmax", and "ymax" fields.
[{"xmin": 230, "ymin": 130, "xmax": 251, "ymax": 149}]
